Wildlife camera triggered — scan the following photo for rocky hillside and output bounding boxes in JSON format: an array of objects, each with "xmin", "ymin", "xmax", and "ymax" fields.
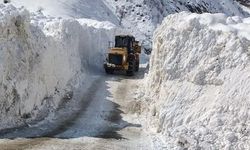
[
  {"xmin": 237, "ymin": 0, "xmax": 250, "ymax": 7},
  {"xmin": 105, "ymin": 0, "xmax": 250, "ymax": 50}
]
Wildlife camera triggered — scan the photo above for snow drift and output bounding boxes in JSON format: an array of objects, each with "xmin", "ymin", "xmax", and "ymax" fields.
[
  {"xmin": 0, "ymin": 4, "xmax": 117, "ymax": 129},
  {"xmin": 143, "ymin": 12, "xmax": 250, "ymax": 149}
]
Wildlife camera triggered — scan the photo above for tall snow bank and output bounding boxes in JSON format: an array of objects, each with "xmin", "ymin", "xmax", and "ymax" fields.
[
  {"xmin": 144, "ymin": 12, "xmax": 250, "ymax": 149},
  {"xmin": 0, "ymin": 4, "xmax": 117, "ymax": 129}
]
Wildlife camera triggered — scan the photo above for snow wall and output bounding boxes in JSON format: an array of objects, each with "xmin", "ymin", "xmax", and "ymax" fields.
[
  {"xmin": 0, "ymin": 4, "xmax": 118, "ymax": 129},
  {"xmin": 143, "ymin": 12, "xmax": 250, "ymax": 149}
]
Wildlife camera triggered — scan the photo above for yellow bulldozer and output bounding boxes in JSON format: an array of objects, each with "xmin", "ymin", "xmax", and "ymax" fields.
[{"xmin": 104, "ymin": 35, "xmax": 141, "ymax": 76}]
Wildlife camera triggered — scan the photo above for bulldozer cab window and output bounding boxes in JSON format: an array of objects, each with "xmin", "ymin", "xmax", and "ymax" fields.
[
  {"xmin": 115, "ymin": 36, "xmax": 129, "ymax": 48},
  {"xmin": 115, "ymin": 36, "xmax": 136, "ymax": 54}
]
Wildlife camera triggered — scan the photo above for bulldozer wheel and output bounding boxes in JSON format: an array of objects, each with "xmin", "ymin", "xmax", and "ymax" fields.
[
  {"xmin": 135, "ymin": 62, "xmax": 139, "ymax": 72},
  {"xmin": 127, "ymin": 59, "xmax": 135, "ymax": 76},
  {"xmin": 105, "ymin": 68, "xmax": 114, "ymax": 74}
]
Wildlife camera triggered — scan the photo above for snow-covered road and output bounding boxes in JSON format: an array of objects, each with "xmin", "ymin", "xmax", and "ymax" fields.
[{"xmin": 0, "ymin": 67, "xmax": 152, "ymax": 150}]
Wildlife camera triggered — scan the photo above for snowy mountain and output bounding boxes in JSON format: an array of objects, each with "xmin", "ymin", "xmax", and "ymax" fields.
[
  {"xmin": 9, "ymin": 0, "xmax": 250, "ymax": 46},
  {"xmin": 11, "ymin": 0, "xmax": 120, "ymax": 24}
]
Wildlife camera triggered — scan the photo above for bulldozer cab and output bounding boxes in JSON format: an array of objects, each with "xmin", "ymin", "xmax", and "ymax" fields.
[{"xmin": 115, "ymin": 35, "xmax": 135, "ymax": 54}]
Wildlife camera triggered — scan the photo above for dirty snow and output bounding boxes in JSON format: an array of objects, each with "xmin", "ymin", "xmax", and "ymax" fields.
[{"xmin": 141, "ymin": 12, "xmax": 250, "ymax": 149}]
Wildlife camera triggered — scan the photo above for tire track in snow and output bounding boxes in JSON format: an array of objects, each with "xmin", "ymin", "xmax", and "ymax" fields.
[{"xmin": 43, "ymin": 77, "xmax": 103, "ymax": 137}]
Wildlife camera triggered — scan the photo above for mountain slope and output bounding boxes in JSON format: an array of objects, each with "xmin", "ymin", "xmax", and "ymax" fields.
[
  {"xmin": 11, "ymin": 0, "xmax": 120, "ymax": 24},
  {"xmin": 8, "ymin": 0, "xmax": 250, "ymax": 45}
]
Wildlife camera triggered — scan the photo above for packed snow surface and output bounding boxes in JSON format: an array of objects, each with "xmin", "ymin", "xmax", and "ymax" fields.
[
  {"xmin": 142, "ymin": 12, "xmax": 250, "ymax": 149},
  {"xmin": 0, "ymin": 4, "xmax": 118, "ymax": 129}
]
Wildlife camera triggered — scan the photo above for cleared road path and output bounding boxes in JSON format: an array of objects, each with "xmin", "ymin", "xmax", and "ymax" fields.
[{"xmin": 0, "ymin": 68, "xmax": 153, "ymax": 150}]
